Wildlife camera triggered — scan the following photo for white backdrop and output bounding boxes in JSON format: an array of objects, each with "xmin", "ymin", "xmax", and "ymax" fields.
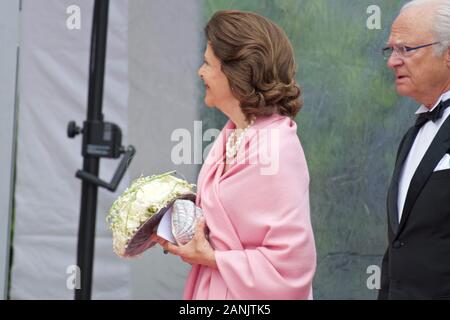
[
  {"xmin": 0, "ymin": 0, "xmax": 20, "ymax": 301},
  {"xmin": 5, "ymin": 0, "xmax": 204, "ymax": 300},
  {"xmin": 127, "ymin": 0, "xmax": 202, "ymax": 299},
  {"xmin": 10, "ymin": 0, "xmax": 131, "ymax": 299}
]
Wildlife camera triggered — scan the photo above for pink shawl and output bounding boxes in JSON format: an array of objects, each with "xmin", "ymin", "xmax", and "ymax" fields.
[{"xmin": 183, "ymin": 113, "xmax": 316, "ymax": 300}]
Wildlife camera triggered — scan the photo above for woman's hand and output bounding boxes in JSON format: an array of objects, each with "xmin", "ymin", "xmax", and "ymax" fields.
[{"xmin": 151, "ymin": 219, "xmax": 217, "ymax": 269}]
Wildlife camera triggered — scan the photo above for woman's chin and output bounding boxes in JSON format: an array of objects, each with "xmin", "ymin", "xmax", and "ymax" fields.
[{"xmin": 204, "ymin": 99, "xmax": 215, "ymax": 108}]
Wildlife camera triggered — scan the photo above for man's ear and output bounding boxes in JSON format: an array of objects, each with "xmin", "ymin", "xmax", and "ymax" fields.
[{"xmin": 446, "ymin": 45, "xmax": 450, "ymax": 67}]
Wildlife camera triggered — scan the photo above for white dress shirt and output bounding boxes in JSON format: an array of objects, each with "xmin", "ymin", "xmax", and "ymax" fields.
[{"xmin": 397, "ymin": 90, "xmax": 450, "ymax": 222}]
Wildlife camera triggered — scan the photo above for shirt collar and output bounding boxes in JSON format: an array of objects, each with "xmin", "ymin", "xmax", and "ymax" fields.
[{"xmin": 415, "ymin": 90, "xmax": 450, "ymax": 115}]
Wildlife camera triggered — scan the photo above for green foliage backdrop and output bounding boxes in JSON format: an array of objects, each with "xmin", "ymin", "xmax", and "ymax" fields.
[{"xmin": 200, "ymin": 0, "xmax": 417, "ymax": 299}]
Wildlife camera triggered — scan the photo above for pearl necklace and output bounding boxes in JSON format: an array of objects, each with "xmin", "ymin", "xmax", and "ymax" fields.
[{"xmin": 226, "ymin": 119, "xmax": 255, "ymax": 160}]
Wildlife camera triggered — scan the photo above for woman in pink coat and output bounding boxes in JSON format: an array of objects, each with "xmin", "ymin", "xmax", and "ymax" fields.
[{"xmin": 155, "ymin": 10, "xmax": 316, "ymax": 300}]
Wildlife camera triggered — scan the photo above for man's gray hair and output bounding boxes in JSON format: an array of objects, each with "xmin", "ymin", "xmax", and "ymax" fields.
[{"xmin": 401, "ymin": 0, "xmax": 450, "ymax": 55}]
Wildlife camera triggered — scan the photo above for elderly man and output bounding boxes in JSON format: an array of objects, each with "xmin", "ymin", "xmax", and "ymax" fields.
[
  {"xmin": 379, "ymin": 0, "xmax": 450, "ymax": 299},
  {"xmin": 379, "ymin": 0, "xmax": 450, "ymax": 300}
]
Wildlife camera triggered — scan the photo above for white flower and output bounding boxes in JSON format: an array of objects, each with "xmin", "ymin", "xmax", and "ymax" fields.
[
  {"xmin": 106, "ymin": 171, "xmax": 195, "ymax": 257},
  {"xmin": 138, "ymin": 181, "xmax": 170, "ymax": 204}
]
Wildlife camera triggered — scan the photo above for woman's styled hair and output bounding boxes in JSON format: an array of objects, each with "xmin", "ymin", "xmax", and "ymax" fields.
[{"xmin": 205, "ymin": 10, "xmax": 303, "ymax": 120}]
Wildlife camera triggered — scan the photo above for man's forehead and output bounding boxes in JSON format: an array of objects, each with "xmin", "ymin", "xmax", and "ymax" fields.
[{"xmin": 389, "ymin": 11, "xmax": 434, "ymax": 44}]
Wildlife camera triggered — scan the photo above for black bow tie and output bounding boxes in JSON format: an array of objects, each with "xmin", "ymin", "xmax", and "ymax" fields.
[{"xmin": 415, "ymin": 99, "xmax": 450, "ymax": 128}]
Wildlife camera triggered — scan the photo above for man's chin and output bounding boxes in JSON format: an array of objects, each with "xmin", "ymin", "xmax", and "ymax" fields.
[{"xmin": 395, "ymin": 85, "xmax": 411, "ymax": 97}]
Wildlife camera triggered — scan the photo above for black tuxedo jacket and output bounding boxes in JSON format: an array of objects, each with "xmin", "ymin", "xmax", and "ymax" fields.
[{"xmin": 379, "ymin": 113, "xmax": 450, "ymax": 300}]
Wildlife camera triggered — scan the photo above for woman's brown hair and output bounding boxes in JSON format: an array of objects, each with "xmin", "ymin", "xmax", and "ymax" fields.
[{"xmin": 205, "ymin": 10, "xmax": 303, "ymax": 120}]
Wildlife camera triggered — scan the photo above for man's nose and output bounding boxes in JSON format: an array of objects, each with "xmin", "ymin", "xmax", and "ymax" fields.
[{"xmin": 387, "ymin": 53, "xmax": 403, "ymax": 69}]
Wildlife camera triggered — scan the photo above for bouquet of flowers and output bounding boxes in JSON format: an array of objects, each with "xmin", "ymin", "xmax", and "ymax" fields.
[{"xmin": 107, "ymin": 171, "xmax": 200, "ymax": 258}]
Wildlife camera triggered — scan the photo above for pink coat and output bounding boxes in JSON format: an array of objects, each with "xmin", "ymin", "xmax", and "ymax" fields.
[{"xmin": 184, "ymin": 113, "xmax": 316, "ymax": 300}]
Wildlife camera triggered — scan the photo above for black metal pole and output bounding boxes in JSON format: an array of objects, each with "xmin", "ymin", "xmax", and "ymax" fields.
[{"xmin": 75, "ymin": 0, "xmax": 109, "ymax": 300}]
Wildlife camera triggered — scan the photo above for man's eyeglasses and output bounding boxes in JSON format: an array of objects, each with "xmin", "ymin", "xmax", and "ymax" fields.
[{"xmin": 382, "ymin": 42, "xmax": 441, "ymax": 59}]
